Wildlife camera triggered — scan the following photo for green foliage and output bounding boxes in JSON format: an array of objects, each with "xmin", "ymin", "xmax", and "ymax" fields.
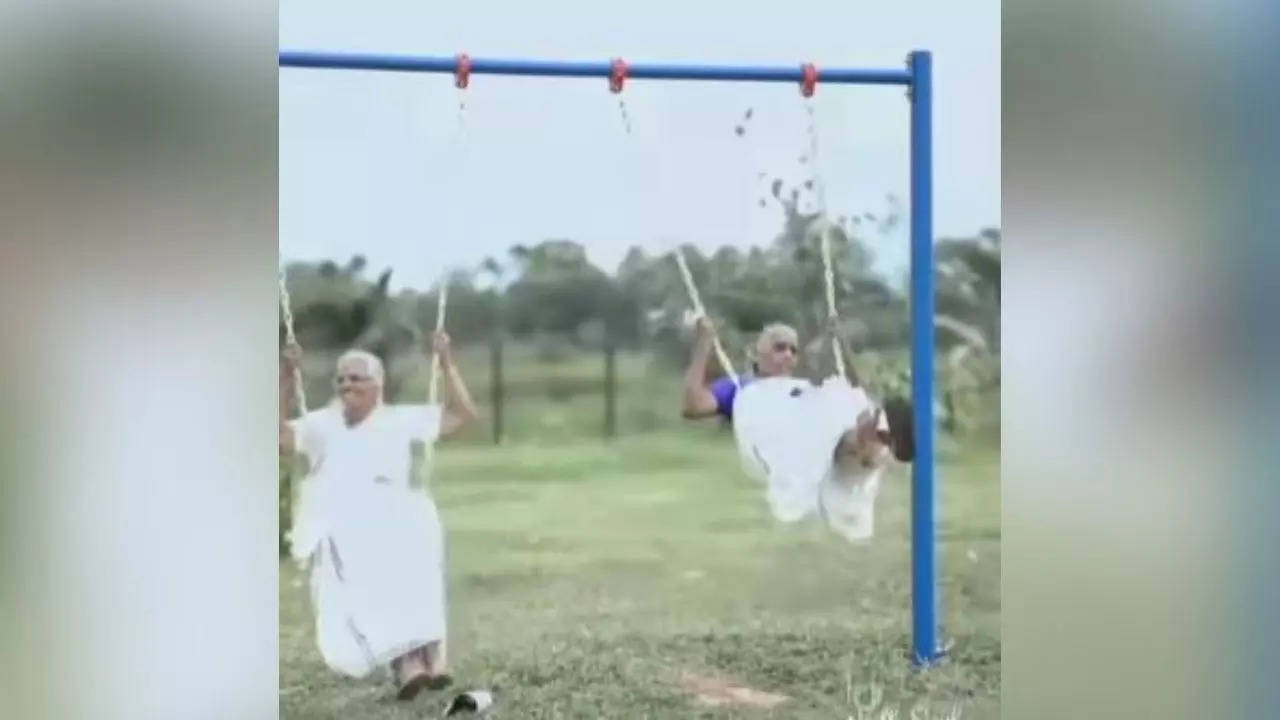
[{"xmin": 278, "ymin": 192, "xmax": 1001, "ymax": 458}]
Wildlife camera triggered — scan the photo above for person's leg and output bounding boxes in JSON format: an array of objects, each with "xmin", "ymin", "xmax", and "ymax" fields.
[
  {"xmin": 421, "ymin": 640, "xmax": 445, "ymax": 673},
  {"xmin": 833, "ymin": 404, "xmax": 899, "ymax": 471},
  {"xmin": 392, "ymin": 647, "xmax": 430, "ymax": 700},
  {"xmin": 832, "ymin": 429, "xmax": 857, "ymax": 468},
  {"xmin": 419, "ymin": 641, "xmax": 453, "ymax": 689}
]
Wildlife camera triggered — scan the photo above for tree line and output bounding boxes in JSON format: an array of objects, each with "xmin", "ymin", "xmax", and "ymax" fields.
[{"xmin": 281, "ymin": 177, "xmax": 1000, "ymax": 426}]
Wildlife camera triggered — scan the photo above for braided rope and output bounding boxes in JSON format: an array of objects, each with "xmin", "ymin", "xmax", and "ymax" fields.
[
  {"xmin": 429, "ymin": 78, "xmax": 466, "ymax": 411},
  {"xmin": 805, "ymin": 99, "xmax": 846, "ymax": 379},
  {"xmin": 673, "ymin": 248, "xmax": 739, "ymax": 386},
  {"xmin": 427, "ymin": 282, "xmax": 448, "ymax": 406},
  {"xmin": 820, "ymin": 224, "xmax": 846, "ymax": 379},
  {"xmin": 279, "ymin": 269, "xmax": 308, "ymax": 415}
]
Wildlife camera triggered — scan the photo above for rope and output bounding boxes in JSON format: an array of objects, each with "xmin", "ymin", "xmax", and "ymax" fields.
[
  {"xmin": 805, "ymin": 98, "xmax": 846, "ymax": 379},
  {"xmin": 672, "ymin": 247, "xmax": 739, "ymax": 386},
  {"xmin": 605, "ymin": 76, "xmax": 730, "ymax": 387},
  {"xmin": 820, "ymin": 224, "xmax": 846, "ymax": 379},
  {"xmin": 430, "ymin": 63, "xmax": 466, "ymax": 411},
  {"xmin": 421, "ymin": 281, "xmax": 449, "ymax": 474},
  {"xmin": 427, "ymin": 281, "xmax": 448, "ymax": 406},
  {"xmin": 279, "ymin": 269, "xmax": 308, "ymax": 415}
]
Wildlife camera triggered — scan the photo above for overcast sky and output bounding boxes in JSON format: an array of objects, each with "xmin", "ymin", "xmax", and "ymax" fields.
[{"xmin": 280, "ymin": 0, "xmax": 999, "ymax": 291}]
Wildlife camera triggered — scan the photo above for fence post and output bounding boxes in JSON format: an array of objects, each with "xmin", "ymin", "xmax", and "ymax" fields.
[
  {"xmin": 603, "ymin": 340, "xmax": 617, "ymax": 440},
  {"xmin": 490, "ymin": 333, "xmax": 504, "ymax": 444}
]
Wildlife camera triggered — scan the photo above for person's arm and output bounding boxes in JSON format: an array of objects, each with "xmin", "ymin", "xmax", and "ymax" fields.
[
  {"xmin": 279, "ymin": 342, "xmax": 300, "ymax": 455},
  {"xmin": 681, "ymin": 316, "xmax": 722, "ymax": 419},
  {"xmin": 433, "ymin": 330, "xmax": 479, "ymax": 438}
]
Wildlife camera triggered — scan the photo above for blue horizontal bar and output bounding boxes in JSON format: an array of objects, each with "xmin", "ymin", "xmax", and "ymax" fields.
[{"xmin": 279, "ymin": 50, "xmax": 912, "ymax": 86}]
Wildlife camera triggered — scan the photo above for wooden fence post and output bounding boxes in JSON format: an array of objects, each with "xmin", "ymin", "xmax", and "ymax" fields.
[
  {"xmin": 603, "ymin": 340, "xmax": 617, "ymax": 440},
  {"xmin": 490, "ymin": 333, "xmax": 504, "ymax": 444}
]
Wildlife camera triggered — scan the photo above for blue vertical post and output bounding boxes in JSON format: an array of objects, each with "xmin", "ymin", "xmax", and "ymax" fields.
[{"xmin": 908, "ymin": 49, "xmax": 941, "ymax": 666}]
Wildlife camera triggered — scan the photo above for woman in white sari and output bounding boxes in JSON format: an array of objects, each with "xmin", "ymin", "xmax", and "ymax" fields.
[
  {"xmin": 681, "ymin": 318, "xmax": 914, "ymax": 540},
  {"xmin": 279, "ymin": 331, "xmax": 478, "ymax": 700}
]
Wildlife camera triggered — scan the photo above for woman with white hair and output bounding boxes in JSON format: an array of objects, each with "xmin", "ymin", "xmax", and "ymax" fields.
[
  {"xmin": 279, "ymin": 331, "xmax": 478, "ymax": 700},
  {"xmin": 681, "ymin": 317, "xmax": 914, "ymax": 539}
]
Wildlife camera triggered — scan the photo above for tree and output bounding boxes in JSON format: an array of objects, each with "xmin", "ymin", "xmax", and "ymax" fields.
[{"xmin": 502, "ymin": 240, "xmax": 614, "ymax": 340}]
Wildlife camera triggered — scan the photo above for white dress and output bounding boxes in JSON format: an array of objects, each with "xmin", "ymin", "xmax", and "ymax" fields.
[
  {"xmin": 732, "ymin": 375, "xmax": 890, "ymax": 541},
  {"xmin": 288, "ymin": 403, "xmax": 446, "ymax": 677}
]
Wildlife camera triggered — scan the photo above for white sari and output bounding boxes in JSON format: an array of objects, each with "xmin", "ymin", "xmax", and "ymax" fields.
[
  {"xmin": 288, "ymin": 403, "xmax": 446, "ymax": 677},
  {"xmin": 732, "ymin": 375, "xmax": 890, "ymax": 541}
]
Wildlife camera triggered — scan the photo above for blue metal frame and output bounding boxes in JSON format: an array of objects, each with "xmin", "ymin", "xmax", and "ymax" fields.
[
  {"xmin": 279, "ymin": 48, "xmax": 942, "ymax": 666},
  {"xmin": 906, "ymin": 50, "xmax": 940, "ymax": 666},
  {"xmin": 279, "ymin": 50, "xmax": 912, "ymax": 86}
]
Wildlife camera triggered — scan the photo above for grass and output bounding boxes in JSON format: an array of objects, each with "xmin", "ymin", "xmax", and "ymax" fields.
[{"xmin": 280, "ymin": 431, "xmax": 1000, "ymax": 719}]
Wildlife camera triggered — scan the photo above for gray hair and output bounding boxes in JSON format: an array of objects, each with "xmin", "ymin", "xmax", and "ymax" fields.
[
  {"xmin": 335, "ymin": 349, "xmax": 385, "ymax": 402},
  {"xmin": 755, "ymin": 323, "xmax": 799, "ymax": 355}
]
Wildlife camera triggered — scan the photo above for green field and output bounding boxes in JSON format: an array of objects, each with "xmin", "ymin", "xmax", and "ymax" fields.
[{"xmin": 279, "ymin": 431, "xmax": 1000, "ymax": 719}]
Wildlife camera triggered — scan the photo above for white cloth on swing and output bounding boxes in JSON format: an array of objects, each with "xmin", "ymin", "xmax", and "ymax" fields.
[
  {"xmin": 731, "ymin": 375, "xmax": 890, "ymax": 540},
  {"xmin": 816, "ymin": 378, "xmax": 891, "ymax": 543},
  {"xmin": 288, "ymin": 403, "xmax": 447, "ymax": 676},
  {"xmin": 820, "ymin": 454, "xmax": 886, "ymax": 543}
]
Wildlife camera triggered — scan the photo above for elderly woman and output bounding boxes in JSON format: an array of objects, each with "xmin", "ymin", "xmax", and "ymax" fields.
[
  {"xmin": 682, "ymin": 317, "xmax": 911, "ymax": 459},
  {"xmin": 279, "ymin": 330, "xmax": 478, "ymax": 700},
  {"xmin": 681, "ymin": 317, "xmax": 913, "ymax": 538}
]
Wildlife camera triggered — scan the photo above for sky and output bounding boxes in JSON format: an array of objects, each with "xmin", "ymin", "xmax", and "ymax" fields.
[{"xmin": 280, "ymin": 0, "xmax": 1000, "ymax": 292}]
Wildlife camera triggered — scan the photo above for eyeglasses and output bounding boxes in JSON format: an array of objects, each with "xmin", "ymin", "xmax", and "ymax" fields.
[
  {"xmin": 772, "ymin": 341, "xmax": 799, "ymax": 355},
  {"xmin": 333, "ymin": 373, "xmax": 372, "ymax": 385}
]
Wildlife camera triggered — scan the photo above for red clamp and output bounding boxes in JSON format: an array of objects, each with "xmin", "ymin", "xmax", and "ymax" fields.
[
  {"xmin": 455, "ymin": 53, "xmax": 472, "ymax": 89},
  {"xmin": 800, "ymin": 62, "xmax": 818, "ymax": 97},
  {"xmin": 609, "ymin": 58, "xmax": 628, "ymax": 93}
]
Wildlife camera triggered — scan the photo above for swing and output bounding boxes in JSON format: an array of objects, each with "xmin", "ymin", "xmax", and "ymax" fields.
[
  {"xmin": 279, "ymin": 270, "xmax": 452, "ymax": 567},
  {"xmin": 279, "ymin": 77, "xmax": 468, "ymax": 681},
  {"xmin": 671, "ymin": 82, "xmax": 894, "ymax": 542},
  {"xmin": 675, "ymin": 240, "xmax": 889, "ymax": 541},
  {"xmin": 278, "ymin": 59, "xmax": 472, "ymax": 570}
]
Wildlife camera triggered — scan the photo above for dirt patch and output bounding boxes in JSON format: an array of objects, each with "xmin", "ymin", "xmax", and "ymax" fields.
[{"xmin": 678, "ymin": 670, "xmax": 790, "ymax": 709}]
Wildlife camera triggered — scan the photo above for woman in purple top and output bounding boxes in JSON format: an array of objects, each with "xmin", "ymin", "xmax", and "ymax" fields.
[{"xmin": 680, "ymin": 316, "xmax": 914, "ymax": 466}]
